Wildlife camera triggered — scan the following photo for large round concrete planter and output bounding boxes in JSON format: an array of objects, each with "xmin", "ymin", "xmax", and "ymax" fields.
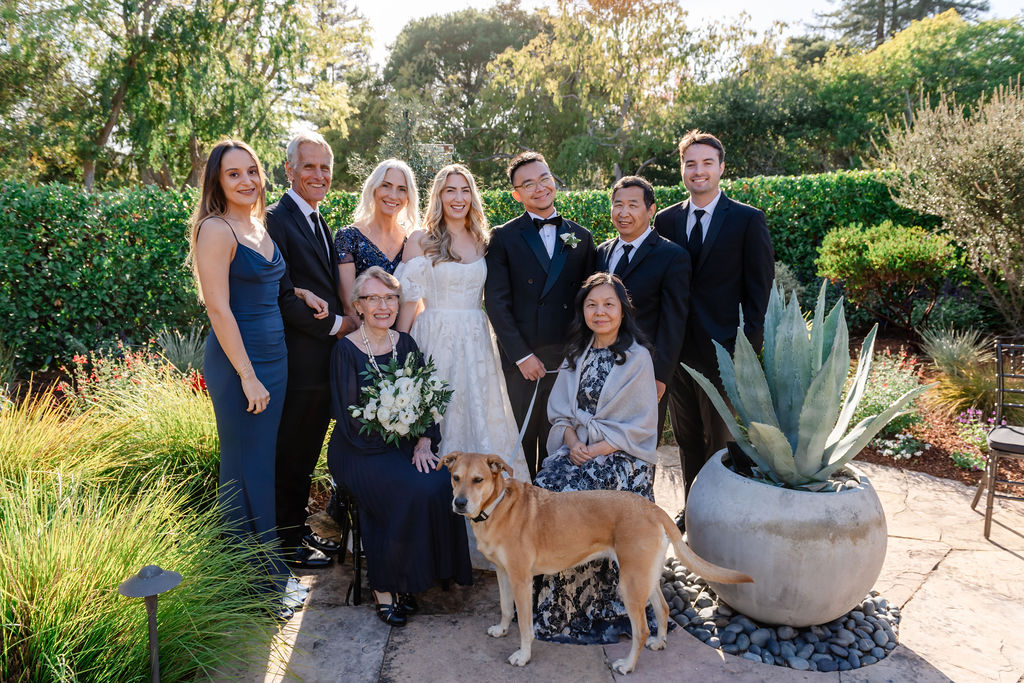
[{"xmin": 684, "ymin": 449, "xmax": 887, "ymax": 627}]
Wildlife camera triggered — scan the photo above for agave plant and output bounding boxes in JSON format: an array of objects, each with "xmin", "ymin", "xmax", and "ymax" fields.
[{"xmin": 683, "ymin": 282, "xmax": 933, "ymax": 489}]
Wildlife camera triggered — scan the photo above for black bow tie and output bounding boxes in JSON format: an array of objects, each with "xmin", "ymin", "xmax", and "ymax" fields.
[{"xmin": 532, "ymin": 215, "xmax": 563, "ymax": 230}]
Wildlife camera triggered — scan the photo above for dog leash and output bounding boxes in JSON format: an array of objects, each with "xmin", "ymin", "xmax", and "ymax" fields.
[{"xmin": 506, "ymin": 368, "xmax": 559, "ymax": 476}]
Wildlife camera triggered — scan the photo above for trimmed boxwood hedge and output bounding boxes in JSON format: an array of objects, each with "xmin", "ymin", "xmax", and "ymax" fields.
[{"xmin": 0, "ymin": 170, "xmax": 934, "ymax": 372}]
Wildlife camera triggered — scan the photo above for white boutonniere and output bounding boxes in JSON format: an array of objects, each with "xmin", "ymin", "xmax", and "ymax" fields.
[{"xmin": 560, "ymin": 232, "xmax": 581, "ymax": 249}]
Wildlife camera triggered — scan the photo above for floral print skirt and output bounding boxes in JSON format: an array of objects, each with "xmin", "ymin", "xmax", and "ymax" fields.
[{"xmin": 531, "ymin": 450, "xmax": 659, "ymax": 644}]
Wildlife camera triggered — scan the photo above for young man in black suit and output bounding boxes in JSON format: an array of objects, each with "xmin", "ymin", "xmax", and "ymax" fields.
[
  {"xmin": 597, "ymin": 175, "xmax": 690, "ymax": 431},
  {"xmin": 267, "ymin": 131, "xmax": 356, "ymax": 568},
  {"xmin": 653, "ymin": 130, "xmax": 774, "ymax": 497},
  {"xmin": 485, "ymin": 151, "xmax": 596, "ymax": 479}
]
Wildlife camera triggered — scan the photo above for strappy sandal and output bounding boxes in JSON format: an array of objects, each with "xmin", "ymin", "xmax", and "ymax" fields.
[{"xmin": 373, "ymin": 592, "xmax": 407, "ymax": 627}]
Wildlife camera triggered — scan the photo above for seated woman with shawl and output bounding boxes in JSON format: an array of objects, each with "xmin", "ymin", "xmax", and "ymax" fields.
[{"xmin": 532, "ymin": 271, "xmax": 660, "ymax": 644}]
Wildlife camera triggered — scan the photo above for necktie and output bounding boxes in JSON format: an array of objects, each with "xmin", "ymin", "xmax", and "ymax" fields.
[
  {"xmin": 310, "ymin": 212, "xmax": 331, "ymax": 261},
  {"xmin": 532, "ymin": 215, "xmax": 563, "ymax": 230},
  {"xmin": 613, "ymin": 243, "xmax": 633, "ymax": 278},
  {"xmin": 688, "ymin": 209, "xmax": 705, "ymax": 262}
]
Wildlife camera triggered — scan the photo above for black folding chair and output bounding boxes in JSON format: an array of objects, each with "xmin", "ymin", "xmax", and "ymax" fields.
[{"xmin": 971, "ymin": 341, "xmax": 1024, "ymax": 538}]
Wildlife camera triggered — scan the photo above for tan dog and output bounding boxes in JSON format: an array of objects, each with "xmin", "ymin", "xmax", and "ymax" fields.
[{"xmin": 438, "ymin": 451, "xmax": 753, "ymax": 674}]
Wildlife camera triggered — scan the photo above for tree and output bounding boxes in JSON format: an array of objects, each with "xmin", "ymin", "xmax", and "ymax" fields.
[
  {"xmin": 349, "ymin": 99, "xmax": 451, "ymax": 193},
  {"xmin": 380, "ymin": 2, "xmax": 544, "ymax": 185},
  {"xmin": 0, "ymin": 0, "xmax": 372, "ymax": 189},
  {"xmin": 817, "ymin": 0, "xmax": 989, "ymax": 47},
  {"xmin": 877, "ymin": 80, "xmax": 1024, "ymax": 333},
  {"xmin": 484, "ymin": 0, "xmax": 691, "ymax": 187}
]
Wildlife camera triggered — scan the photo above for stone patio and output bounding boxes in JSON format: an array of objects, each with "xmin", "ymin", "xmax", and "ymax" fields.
[{"xmin": 211, "ymin": 447, "xmax": 1024, "ymax": 682}]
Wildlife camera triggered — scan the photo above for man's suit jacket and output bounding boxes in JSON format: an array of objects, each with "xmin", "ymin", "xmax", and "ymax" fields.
[
  {"xmin": 266, "ymin": 193, "xmax": 342, "ymax": 390},
  {"xmin": 597, "ymin": 231, "xmax": 690, "ymax": 385},
  {"xmin": 485, "ymin": 213, "xmax": 596, "ymax": 371},
  {"xmin": 653, "ymin": 192, "xmax": 774, "ymax": 374}
]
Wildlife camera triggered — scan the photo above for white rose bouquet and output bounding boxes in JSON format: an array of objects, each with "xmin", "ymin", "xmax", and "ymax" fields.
[{"xmin": 348, "ymin": 352, "xmax": 453, "ymax": 447}]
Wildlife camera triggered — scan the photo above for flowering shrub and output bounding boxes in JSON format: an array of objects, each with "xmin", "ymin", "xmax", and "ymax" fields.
[
  {"xmin": 871, "ymin": 432, "xmax": 932, "ymax": 461},
  {"xmin": 57, "ymin": 341, "xmax": 206, "ymax": 412},
  {"xmin": 852, "ymin": 347, "xmax": 924, "ymax": 436},
  {"xmin": 349, "ymin": 353, "xmax": 453, "ymax": 446},
  {"xmin": 949, "ymin": 408, "xmax": 1005, "ymax": 471}
]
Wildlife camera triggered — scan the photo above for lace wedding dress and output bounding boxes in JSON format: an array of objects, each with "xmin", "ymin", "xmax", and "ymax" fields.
[{"xmin": 397, "ymin": 256, "xmax": 530, "ymax": 482}]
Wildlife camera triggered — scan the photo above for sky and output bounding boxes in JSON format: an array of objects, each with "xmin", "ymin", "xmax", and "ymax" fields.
[{"xmin": 353, "ymin": 0, "xmax": 1024, "ymax": 66}]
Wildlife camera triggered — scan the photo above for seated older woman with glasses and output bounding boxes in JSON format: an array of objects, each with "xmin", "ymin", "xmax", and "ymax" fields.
[{"xmin": 327, "ymin": 266, "xmax": 471, "ymax": 627}]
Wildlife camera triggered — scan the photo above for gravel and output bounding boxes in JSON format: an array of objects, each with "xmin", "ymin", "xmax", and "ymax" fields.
[{"xmin": 661, "ymin": 557, "xmax": 901, "ymax": 672}]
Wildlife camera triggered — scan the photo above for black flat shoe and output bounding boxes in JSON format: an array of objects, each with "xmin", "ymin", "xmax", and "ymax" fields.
[
  {"xmin": 289, "ymin": 544, "xmax": 332, "ymax": 568},
  {"xmin": 304, "ymin": 532, "xmax": 341, "ymax": 554},
  {"xmin": 374, "ymin": 593, "xmax": 407, "ymax": 627},
  {"xmin": 396, "ymin": 592, "xmax": 419, "ymax": 616}
]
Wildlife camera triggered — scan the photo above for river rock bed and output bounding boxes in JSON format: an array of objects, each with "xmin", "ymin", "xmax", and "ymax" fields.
[{"xmin": 661, "ymin": 557, "xmax": 901, "ymax": 672}]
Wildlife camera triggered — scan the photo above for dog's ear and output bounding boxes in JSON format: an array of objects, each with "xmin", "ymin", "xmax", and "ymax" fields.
[
  {"xmin": 437, "ymin": 452, "xmax": 460, "ymax": 471},
  {"xmin": 486, "ymin": 455, "xmax": 511, "ymax": 477}
]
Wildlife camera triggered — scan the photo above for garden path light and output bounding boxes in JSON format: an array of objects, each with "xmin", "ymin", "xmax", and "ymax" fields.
[{"xmin": 118, "ymin": 564, "xmax": 182, "ymax": 683}]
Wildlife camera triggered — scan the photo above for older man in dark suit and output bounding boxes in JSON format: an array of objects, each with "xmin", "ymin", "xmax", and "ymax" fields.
[
  {"xmin": 654, "ymin": 130, "xmax": 774, "ymax": 498},
  {"xmin": 485, "ymin": 151, "xmax": 596, "ymax": 479},
  {"xmin": 597, "ymin": 175, "xmax": 689, "ymax": 432},
  {"xmin": 267, "ymin": 131, "xmax": 357, "ymax": 568}
]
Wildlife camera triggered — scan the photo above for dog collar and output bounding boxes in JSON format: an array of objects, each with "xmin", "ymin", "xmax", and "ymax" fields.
[{"xmin": 471, "ymin": 487, "xmax": 507, "ymax": 523}]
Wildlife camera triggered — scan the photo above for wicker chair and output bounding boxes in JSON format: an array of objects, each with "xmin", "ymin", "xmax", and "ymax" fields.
[{"xmin": 971, "ymin": 341, "xmax": 1024, "ymax": 538}]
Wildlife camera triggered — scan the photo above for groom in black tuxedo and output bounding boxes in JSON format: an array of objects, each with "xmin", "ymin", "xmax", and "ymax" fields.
[
  {"xmin": 597, "ymin": 176, "xmax": 690, "ymax": 432},
  {"xmin": 653, "ymin": 130, "xmax": 774, "ymax": 496},
  {"xmin": 267, "ymin": 131, "xmax": 356, "ymax": 568},
  {"xmin": 485, "ymin": 151, "xmax": 596, "ymax": 479}
]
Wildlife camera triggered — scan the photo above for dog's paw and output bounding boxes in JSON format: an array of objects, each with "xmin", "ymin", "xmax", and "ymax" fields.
[
  {"xmin": 487, "ymin": 624, "xmax": 508, "ymax": 638},
  {"xmin": 645, "ymin": 635, "xmax": 667, "ymax": 651},
  {"xmin": 610, "ymin": 658, "xmax": 635, "ymax": 674},
  {"xmin": 507, "ymin": 649, "xmax": 531, "ymax": 667}
]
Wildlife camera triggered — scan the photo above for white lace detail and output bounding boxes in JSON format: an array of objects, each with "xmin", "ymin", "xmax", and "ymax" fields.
[{"xmin": 402, "ymin": 256, "xmax": 529, "ymax": 481}]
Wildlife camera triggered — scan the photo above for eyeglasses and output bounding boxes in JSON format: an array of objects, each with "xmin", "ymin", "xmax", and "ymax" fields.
[
  {"xmin": 359, "ymin": 294, "xmax": 399, "ymax": 307},
  {"xmin": 513, "ymin": 173, "xmax": 555, "ymax": 193}
]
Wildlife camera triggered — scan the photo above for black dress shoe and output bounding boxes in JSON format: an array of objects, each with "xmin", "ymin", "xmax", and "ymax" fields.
[
  {"xmin": 289, "ymin": 544, "xmax": 332, "ymax": 568},
  {"xmin": 304, "ymin": 532, "xmax": 341, "ymax": 554},
  {"xmin": 274, "ymin": 605, "xmax": 295, "ymax": 622},
  {"xmin": 374, "ymin": 594, "xmax": 407, "ymax": 627},
  {"xmin": 396, "ymin": 592, "xmax": 419, "ymax": 616}
]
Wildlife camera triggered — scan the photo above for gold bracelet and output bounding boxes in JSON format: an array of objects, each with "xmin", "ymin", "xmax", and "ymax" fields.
[{"xmin": 237, "ymin": 362, "xmax": 255, "ymax": 378}]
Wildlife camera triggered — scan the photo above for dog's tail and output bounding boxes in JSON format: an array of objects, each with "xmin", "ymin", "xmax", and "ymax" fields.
[{"xmin": 659, "ymin": 512, "xmax": 753, "ymax": 585}]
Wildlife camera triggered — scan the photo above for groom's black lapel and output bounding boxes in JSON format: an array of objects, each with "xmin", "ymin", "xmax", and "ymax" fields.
[
  {"xmin": 541, "ymin": 224, "xmax": 571, "ymax": 299},
  {"xmin": 519, "ymin": 215, "xmax": 551, "ymax": 271}
]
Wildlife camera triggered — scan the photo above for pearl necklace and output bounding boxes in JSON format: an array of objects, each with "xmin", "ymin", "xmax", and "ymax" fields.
[{"xmin": 359, "ymin": 323, "xmax": 397, "ymax": 378}]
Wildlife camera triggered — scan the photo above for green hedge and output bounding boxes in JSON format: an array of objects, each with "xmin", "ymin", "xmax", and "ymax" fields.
[{"xmin": 0, "ymin": 170, "xmax": 934, "ymax": 372}]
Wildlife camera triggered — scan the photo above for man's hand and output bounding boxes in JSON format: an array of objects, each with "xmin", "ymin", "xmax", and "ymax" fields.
[
  {"xmin": 336, "ymin": 315, "xmax": 360, "ymax": 338},
  {"xmin": 656, "ymin": 380, "xmax": 666, "ymax": 402},
  {"xmin": 517, "ymin": 354, "xmax": 546, "ymax": 381}
]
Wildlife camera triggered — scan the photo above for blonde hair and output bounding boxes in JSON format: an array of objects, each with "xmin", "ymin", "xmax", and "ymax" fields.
[
  {"xmin": 351, "ymin": 266, "xmax": 402, "ymax": 306},
  {"xmin": 352, "ymin": 159, "xmax": 419, "ymax": 230},
  {"xmin": 420, "ymin": 164, "xmax": 489, "ymax": 264},
  {"xmin": 187, "ymin": 139, "xmax": 267, "ymax": 302}
]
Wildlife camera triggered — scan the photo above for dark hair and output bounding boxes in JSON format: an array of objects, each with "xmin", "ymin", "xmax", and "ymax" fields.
[
  {"xmin": 563, "ymin": 272, "xmax": 652, "ymax": 370},
  {"xmin": 678, "ymin": 129, "xmax": 725, "ymax": 164},
  {"xmin": 506, "ymin": 151, "xmax": 547, "ymax": 186},
  {"xmin": 612, "ymin": 175, "xmax": 656, "ymax": 208}
]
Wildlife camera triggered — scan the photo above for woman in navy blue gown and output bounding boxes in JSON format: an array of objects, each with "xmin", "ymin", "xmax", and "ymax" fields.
[
  {"xmin": 327, "ymin": 266, "xmax": 471, "ymax": 627},
  {"xmin": 188, "ymin": 140, "xmax": 327, "ymax": 614}
]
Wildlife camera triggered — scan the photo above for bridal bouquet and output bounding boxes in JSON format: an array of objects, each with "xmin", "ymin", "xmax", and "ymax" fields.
[{"xmin": 349, "ymin": 353, "xmax": 453, "ymax": 446}]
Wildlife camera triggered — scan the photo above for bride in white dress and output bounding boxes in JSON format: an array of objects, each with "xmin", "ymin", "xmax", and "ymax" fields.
[{"xmin": 395, "ymin": 164, "xmax": 529, "ymax": 483}]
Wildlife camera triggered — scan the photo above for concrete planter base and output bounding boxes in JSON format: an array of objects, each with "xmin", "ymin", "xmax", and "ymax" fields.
[{"xmin": 684, "ymin": 449, "xmax": 888, "ymax": 627}]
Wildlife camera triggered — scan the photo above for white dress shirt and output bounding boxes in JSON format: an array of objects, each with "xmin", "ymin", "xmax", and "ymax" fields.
[
  {"xmin": 286, "ymin": 189, "xmax": 342, "ymax": 336},
  {"xmin": 686, "ymin": 190, "xmax": 722, "ymax": 241},
  {"xmin": 608, "ymin": 226, "xmax": 653, "ymax": 274},
  {"xmin": 527, "ymin": 210, "xmax": 560, "ymax": 258}
]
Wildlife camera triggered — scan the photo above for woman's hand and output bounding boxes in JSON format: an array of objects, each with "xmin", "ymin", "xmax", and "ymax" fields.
[
  {"xmin": 569, "ymin": 441, "xmax": 592, "ymax": 465},
  {"xmin": 412, "ymin": 437, "xmax": 439, "ymax": 473},
  {"xmin": 240, "ymin": 372, "xmax": 270, "ymax": 414},
  {"xmin": 294, "ymin": 287, "xmax": 330, "ymax": 319}
]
